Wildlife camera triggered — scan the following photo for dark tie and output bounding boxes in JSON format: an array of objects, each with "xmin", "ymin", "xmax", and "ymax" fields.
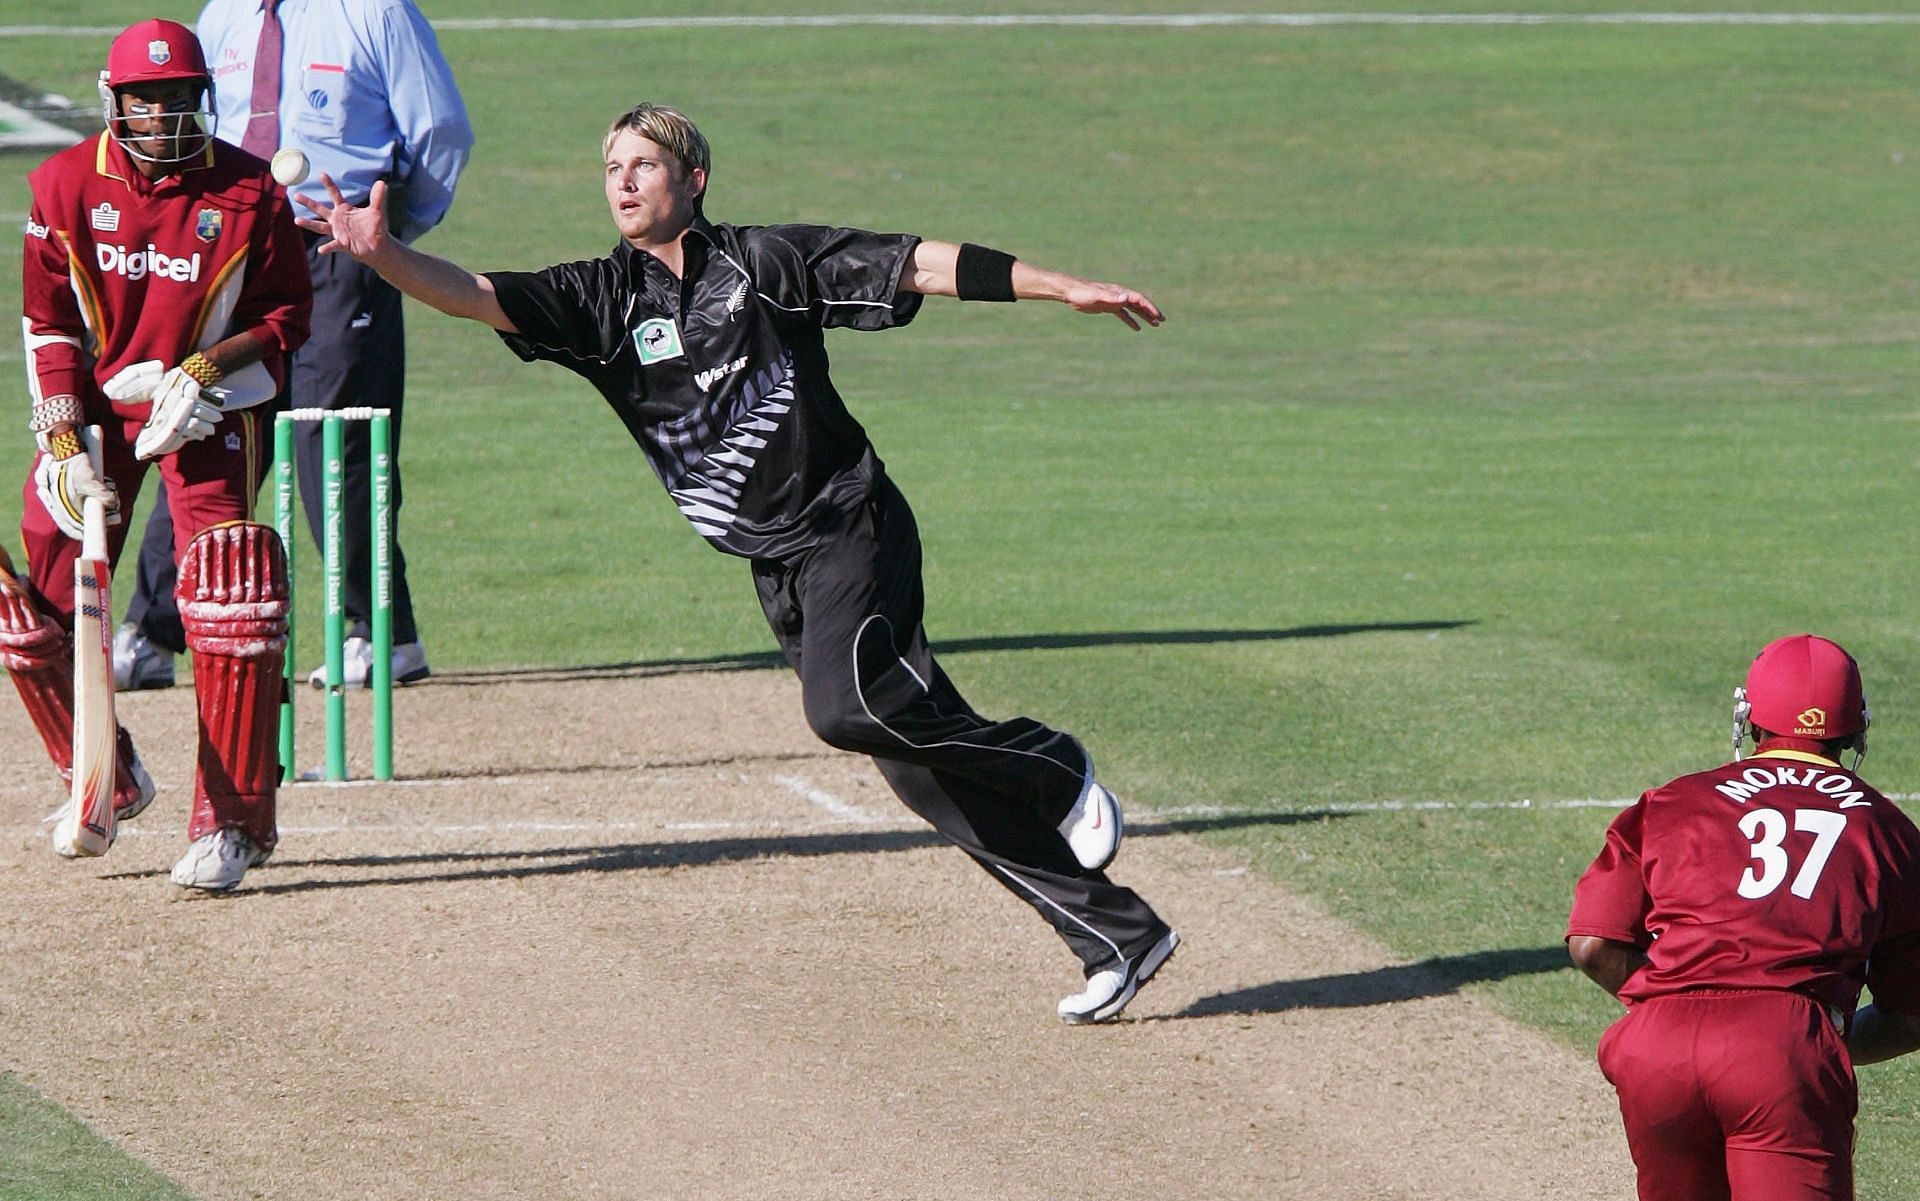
[{"xmin": 239, "ymin": 0, "xmax": 283, "ymax": 159}]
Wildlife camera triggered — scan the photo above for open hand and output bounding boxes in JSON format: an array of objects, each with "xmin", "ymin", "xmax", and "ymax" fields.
[
  {"xmin": 1061, "ymin": 280, "xmax": 1165, "ymax": 331},
  {"xmin": 294, "ymin": 175, "xmax": 391, "ymax": 259}
]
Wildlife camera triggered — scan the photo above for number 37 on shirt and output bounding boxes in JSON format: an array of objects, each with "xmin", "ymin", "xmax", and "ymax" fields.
[{"xmin": 1737, "ymin": 807, "xmax": 1851, "ymax": 901}]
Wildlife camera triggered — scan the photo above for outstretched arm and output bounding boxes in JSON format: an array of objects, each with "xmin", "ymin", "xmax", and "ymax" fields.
[
  {"xmin": 295, "ymin": 177, "xmax": 517, "ymax": 333},
  {"xmin": 902, "ymin": 240, "xmax": 1165, "ymax": 330}
]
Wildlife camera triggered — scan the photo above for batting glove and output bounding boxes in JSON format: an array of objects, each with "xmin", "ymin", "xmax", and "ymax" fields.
[
  {"xmin": 114, "ymin": 359, "xmax": 275, "ymax": 411},
  {"xmin": 32, "ymin": 427, "xmax": 120, "ymax": 541},
  {"xmin": 134, "ymin": 366, "xmax": 223, "ymax": 461},
  {"xmin": 101, "ymin": 358, "xmax": 167, "ymax": 403}
]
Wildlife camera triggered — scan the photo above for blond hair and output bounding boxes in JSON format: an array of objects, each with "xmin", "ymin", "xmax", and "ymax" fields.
[{"xmin": 603, "ymin": 103, "xmax": 711, "ymax": 180}]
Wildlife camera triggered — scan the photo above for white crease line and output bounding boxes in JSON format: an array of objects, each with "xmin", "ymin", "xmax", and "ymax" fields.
[
  {"xmin": 279, "ymin": 775, "xmax": 567, "ymax": 789},
  {"xmin": 1153, "ymin": 791, "xmax": 1920, "ymax": 818},
  {"xmin": 15, "ymin": 792, "xmax": 1908, "ymax": 842},
  {"xmin": 11, "ymin": 768, "xmax": 900, "ymax": 840},
  {"xmin": 1146, "ymin": 799, "xmax": 1633, "ymax": 817},
  {"xmin": 773, "ymin": 773, "xmax": 880, "ymax": 824},
  {"xmin": 18, "ymin": 14, "xmax": 1920, "ymax": 37},
  {"xmin": 5, "ymin": 813, "xmax": 913, "ymax": 841},
  {"xmin": 0, "ymin": 760, "xmax": 833, "ymax": 802},
  {"xmin": 1272, "ymin": 798, "xmax": 1636, "ymax": 813},
  {"xmin": 291, "ymin": 819, "xmax": 771, "ymax": 834},
  {"xmin": 27, "ymin": 776, "xmax": 609, "ymax": 795},
  {"xmin": 270, "ymin": 761, "xmax": 815, "ymax": 788},
  {"xmin": 434, "ymin": 13, "xmax": 1920, "ymax": 28}
]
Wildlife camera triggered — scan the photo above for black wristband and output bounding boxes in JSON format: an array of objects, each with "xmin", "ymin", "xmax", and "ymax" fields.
[{"xmin": 955, "ymin": 243, "xmax": 1016, "ymax": 302}]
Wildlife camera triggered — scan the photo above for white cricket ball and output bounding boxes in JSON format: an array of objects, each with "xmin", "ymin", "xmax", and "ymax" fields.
[{"xmin": 270, "ymin": 147, "xmax": 310, "ymax": 187}]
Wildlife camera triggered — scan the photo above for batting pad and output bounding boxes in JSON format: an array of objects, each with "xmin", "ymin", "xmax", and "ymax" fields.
[
  {"xmin": 0, "ymin": 587, "xmax": 76, "ymax": 776},
  {"xmin": 179, "ymin": 522, "xmax": 289, "ymax": 848}
]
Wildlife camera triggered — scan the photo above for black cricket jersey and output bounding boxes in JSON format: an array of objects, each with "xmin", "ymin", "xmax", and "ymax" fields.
[{"xmin": 486, "ymin": 218, "xmax": 923, "ymax": 561}]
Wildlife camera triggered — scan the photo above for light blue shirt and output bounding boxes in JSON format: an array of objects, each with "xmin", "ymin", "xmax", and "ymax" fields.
[{"xmin": 197, "ymin": 0, "xmax": 473, "ymax": 242}]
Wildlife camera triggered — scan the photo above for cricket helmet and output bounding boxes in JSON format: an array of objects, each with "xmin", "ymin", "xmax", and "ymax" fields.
[
  {"xmin": 99, "ymin": 19, "xmax": 217, "ymax": 165},
  {"xmin": 1732, "ymin": 634, "xmax": 1869, "ymax": 760}
]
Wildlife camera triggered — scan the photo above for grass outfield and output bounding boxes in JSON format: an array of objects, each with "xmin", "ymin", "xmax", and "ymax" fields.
[
  {"xmin": 6, "ymin": 3, "xmax": 1920, "ymax": 1195},
  {"xmin": 0, "ymin": 1074, "xmax": 191, "ymax": 1201}
]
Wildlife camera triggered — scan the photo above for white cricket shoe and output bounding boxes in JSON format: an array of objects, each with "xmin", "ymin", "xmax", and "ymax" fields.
[
  {"xmin": 1058, "ymin": 756, "xmax": 1123, "ymax": 871},
  {"xmin": 170, "ymin": 829, "xmax": 272, "ymax": 892},
  {"xmin": 1058, "ymin": 929, "xmax": 1180, "ymax": 1025},
  {"xmin": 48, "ymin": 733, "xmax": 157, "ymax": 858},
  {"xmin": 306, "ymin": 636, "xmax": 430, "ymax": 689},
  {"xmin": 112, "ymin": 622, "xmax": 175, "ymax": 691}
]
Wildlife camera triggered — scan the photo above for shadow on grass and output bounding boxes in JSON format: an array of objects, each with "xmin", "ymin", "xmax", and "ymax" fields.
[
  {"xmin": 421, "ymin": 620, "xmax": 1476, "ymax": 686},
  {"xmin": 1161, "ymin": 946, "xmax": 1571, "ymax": 1020},
  {"xmin": 110, "ymin": 810, "xmax": 1346, "ymax": 894}
]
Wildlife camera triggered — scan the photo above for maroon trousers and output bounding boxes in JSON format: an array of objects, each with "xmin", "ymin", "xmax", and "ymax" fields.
[
  {"xmin": 16, "ymin": 409, "xmax": 281, "ymax": 846},
  {"xmin": 1600, "ymin": 989, "xmax": 1856, "ymax": 1201}
]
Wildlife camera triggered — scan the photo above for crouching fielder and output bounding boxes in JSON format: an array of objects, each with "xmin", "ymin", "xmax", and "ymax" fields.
[
  {"xmin": 6, "ymin": 18, "xmax": 309, "ymax": 890},
  {"xmin": 1568, "ymin": 635, "xmax": 1920, "ymax": 1200},
  {"xmin": 297, "ymin": 102, "xmax": 1178, "ymax": 1022}
]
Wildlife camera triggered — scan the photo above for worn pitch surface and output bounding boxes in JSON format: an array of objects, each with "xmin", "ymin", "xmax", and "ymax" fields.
[{"xmin": 0, "ymin": 670, "xmax": 1629, "ymax": 1200}]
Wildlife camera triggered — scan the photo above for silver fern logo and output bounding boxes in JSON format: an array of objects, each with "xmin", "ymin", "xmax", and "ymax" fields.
[{"xmin": 725, "ymin": 281, "xmax": 749, "ymax": 318}]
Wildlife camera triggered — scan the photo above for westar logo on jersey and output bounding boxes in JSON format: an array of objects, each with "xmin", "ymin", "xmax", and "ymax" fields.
[
  {"xmin": 695, "ymin": 356, "xmax": 748, "ymax": 392},
  {"xmin": 96, "ymin": 241, "xmax": 203, "ymax": 283}
]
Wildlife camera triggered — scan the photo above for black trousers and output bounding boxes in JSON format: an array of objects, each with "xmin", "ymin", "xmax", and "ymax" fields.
[
  {"xmin": 753, "ymin": 476, "xmax": 1167, "ymax": 974},
  {"xmin": 292, "ymin": 244, "xmax": 420, "ymax": 645},
  {"xmin": 126, "ymin": 243, "xmax": 422, "ymax": 648}
]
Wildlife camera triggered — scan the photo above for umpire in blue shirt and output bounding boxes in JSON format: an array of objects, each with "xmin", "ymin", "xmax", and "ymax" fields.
[{"xmin": 115, "ymin": 0, "xmax": 472, "ymax": 692}]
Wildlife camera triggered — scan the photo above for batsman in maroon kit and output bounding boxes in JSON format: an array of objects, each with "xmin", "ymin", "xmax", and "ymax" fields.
[
  {"xmin": 6, "ymin": 18, "xmax": 310, "ymax": 890},
  {"xmin": 1568, "ymin": 634, "xmax": 1920, "ymax": 1200}
]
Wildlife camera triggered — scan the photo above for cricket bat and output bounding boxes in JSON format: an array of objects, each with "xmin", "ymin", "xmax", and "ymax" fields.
[{"xmin": 55, "ymin": 434, "xmax": 117, "ymax": 857}]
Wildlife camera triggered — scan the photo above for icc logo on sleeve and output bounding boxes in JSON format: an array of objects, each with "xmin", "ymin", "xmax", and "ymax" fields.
[{"xmin": 633, "ymin": 318, "xmax": 684, "ymax": 365}]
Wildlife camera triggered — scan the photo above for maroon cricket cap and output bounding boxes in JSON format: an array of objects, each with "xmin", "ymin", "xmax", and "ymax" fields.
[
  {"xmin": 1744, "ymin": 634, "xmax": 1866, "ymax": 740},
  {"xmin": 105, "ymin": 19, "xmax": 209, "ymax": 90}
]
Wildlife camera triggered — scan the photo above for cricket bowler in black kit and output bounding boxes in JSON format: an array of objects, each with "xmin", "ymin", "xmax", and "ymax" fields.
[{"xmin": 296, "ymin": 103, "xmax": 1178, "ymax": 1023}]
